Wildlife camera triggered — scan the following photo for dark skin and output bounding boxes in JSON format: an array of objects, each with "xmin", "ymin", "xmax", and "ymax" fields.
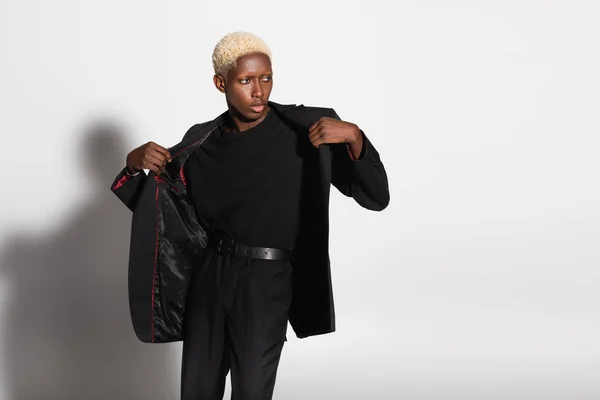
[
  {"xmin": 213, "ymin": 52, "xmax": 274, "ymax": 133},
  {"xmin": 125, "ymin": 52, "xmax": 363, "ymax": 174}
]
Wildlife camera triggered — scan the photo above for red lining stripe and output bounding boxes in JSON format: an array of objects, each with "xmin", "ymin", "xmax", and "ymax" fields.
[
  {"xmin": 151, "ymin": 178, "xmax": 160, "ymax": 343},
  {"xmin": 179, "ymin": 166, "xmax": 187, "ymax": 186},
  {"xmin": 112, "ymin": 174, "xmax": 129, "ymax": 190},
  {"xmin": 173, "ymin": 139, "xmax": 202, "ymax": 157},
  {"xmin": 346, "ymin": 143, "xmax": 357, "ymax": 160}
]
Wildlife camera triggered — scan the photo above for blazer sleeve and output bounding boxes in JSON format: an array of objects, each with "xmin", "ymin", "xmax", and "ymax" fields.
[
  {"xmin": 329, "ymin": 108, "xmax": 390, "ymax": 211},
  {"xmin": 110, "ymin": 168, "xmax": 148, "ymax": 212}
]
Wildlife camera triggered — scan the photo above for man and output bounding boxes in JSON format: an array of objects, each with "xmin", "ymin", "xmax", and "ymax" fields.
[{"xmin": 111, "ymin": 31, "xmax": 389, "ymax": 399}]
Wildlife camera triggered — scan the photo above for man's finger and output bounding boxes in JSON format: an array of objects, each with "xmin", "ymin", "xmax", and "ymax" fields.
[
  {"xmin": 308, "ymin": 118, "xmax": 323, "ymax": 132},
  {"xmin": 149, "ymin": 142, "xmax": 172, "ymax": 161},
  {"xmin": 311, "ymin": 132, "xmax": 346, "ymax": 148},
  {"xmin": 308, "ymin": 125, "xmax": 320, "ymax": 139},
  {"xmin": 148, "ymin": 148, "xmax": 169, "ymax": 164},
  {"xmin": 310, "ymin": 131, "xmax": 329, "ymax": 148},
  {"xmin": 311, "ymin": 135, "xmax": 326, "ymax": 148},
  {"xmin": 145, "ymin": 153, "xmax": 167, "ymax": 169},
  {"xmin": 308, "ymin": 125, "xmax": 322, "ymax": 142},
  {"xmin": 141, "ymin": 159, "xmax": 161, "ymax": 173},
  {"xmin": 309, "ymin": 117, "xmax": 329, "ymax": 133},
  {"xmin": 308, "ymin": 129, "xmax": 321, "ymax": 142}
]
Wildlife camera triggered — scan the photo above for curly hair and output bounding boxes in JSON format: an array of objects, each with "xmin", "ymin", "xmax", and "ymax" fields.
[{"xmin": 212, "ymin": 31, "xmax": 272, "ymax": 77}]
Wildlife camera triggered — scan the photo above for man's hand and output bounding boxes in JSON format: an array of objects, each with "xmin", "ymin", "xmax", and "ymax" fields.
[
  {"xmin": 308, "ymin": 117, "xmax": 364, "ymax": 159},
  {"xmin": 126, "ymin": 142, "xmax": 172, "ymax": 175}
]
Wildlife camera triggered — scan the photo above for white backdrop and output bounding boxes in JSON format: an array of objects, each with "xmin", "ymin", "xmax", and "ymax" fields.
[{"xmin": 1, "ymin": 1, "xmax": 599, "ymax": 399}]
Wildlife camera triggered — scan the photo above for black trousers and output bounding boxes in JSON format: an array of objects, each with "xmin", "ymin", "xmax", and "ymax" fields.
[{"xmin": 180, "ymin": 243, "xmax": 292, "ymax": 400}]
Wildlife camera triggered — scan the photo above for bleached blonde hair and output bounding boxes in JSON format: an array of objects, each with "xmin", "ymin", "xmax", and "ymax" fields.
[{"xmin": 212, "ymin": 31, "xmax": 272, "ymax": 77}]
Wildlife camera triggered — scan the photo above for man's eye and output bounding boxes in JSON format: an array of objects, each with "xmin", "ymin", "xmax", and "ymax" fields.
[
  {"xmin": 240, "ymin": 78, "xmax": 250, "ymax": 84},
  {"xmin": 261, "ymin": 76, "xmax": 272, "ymax": 82}
]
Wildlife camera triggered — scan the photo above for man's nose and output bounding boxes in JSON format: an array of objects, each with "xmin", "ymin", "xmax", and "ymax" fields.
[{"xmin": 251, "ymin": 82, "xmax": 263, "ymax": 98}]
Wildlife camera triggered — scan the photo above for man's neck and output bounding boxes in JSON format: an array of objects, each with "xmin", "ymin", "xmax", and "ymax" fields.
[{"xmin": 225, "ymin": 106, "xmax": 271, "ymax": 133}]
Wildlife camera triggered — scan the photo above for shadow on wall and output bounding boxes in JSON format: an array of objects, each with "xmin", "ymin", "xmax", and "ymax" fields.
[{"xmin": 0, "ymin": 122, "xmax": 177, "ymax": 400}]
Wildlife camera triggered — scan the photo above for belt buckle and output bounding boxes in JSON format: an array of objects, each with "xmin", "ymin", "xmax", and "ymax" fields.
[{"xmin": 216, "ymin": 238, "xmax": 237, "ymax": 256}]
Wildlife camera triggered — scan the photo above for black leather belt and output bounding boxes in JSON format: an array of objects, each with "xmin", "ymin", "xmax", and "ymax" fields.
[{"xmin": 210, "ymin": 233, "xmax": 292, "ymax": 261}]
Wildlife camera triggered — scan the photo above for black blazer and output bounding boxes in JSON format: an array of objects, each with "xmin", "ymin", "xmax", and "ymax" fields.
[{"xmin": 110, "ymin": 101, "xmax": 390, "ymax": 343}]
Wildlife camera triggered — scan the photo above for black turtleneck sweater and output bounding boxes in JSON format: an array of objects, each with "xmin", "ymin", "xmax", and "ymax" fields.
[{"xmin": 184, "ymin": 109, "xmax": 303, "ymax": 249}]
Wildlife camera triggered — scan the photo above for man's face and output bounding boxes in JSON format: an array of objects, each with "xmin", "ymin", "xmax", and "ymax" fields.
[{"xmin": 214, "ymin": 52, "xmax": 273, "ymax": 123}]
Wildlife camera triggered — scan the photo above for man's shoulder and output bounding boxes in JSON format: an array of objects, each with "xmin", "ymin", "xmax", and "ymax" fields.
[
  {"xmin": 181, "ymin": 110, "xmax": 228, "ymax": 142},
  {"xmin": 270, "ymin": 101, "xmax": 332, "ymax": 116},
  {"xmin": 182, "ymin": 120, "xmax": 214, "ymax": 140},
  {"xmin": 168, "ymin": 113, "xmax": 226, "ymax": 157},
  {"xmin": 269, "ymin": 101, "xmax": 334, "ymax": 128}
]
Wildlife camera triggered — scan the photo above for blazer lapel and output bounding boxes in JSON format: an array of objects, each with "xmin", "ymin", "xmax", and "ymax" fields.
[
  {"xmin": 160, "ymin": 112, "xmax": 226, "ymax": 185},
  {"xmin": 269, "ymin": 101, "xmax": 332, "ymax": 190}
]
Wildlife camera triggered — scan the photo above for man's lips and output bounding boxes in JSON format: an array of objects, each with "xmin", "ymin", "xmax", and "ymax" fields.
[{"xmin": 250, "ymin": 104, "xmax": 265, "ymax": 112}]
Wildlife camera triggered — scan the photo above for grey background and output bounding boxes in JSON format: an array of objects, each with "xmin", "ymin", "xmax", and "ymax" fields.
[{"xmin": 1, "ymin": 0, "xmax": 599, "ymax": 399}]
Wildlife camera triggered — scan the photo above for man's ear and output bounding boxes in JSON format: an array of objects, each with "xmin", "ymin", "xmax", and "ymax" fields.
[{"xmin": 213, "ymin": 74, "xmax": 226, "ymax": 93}]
